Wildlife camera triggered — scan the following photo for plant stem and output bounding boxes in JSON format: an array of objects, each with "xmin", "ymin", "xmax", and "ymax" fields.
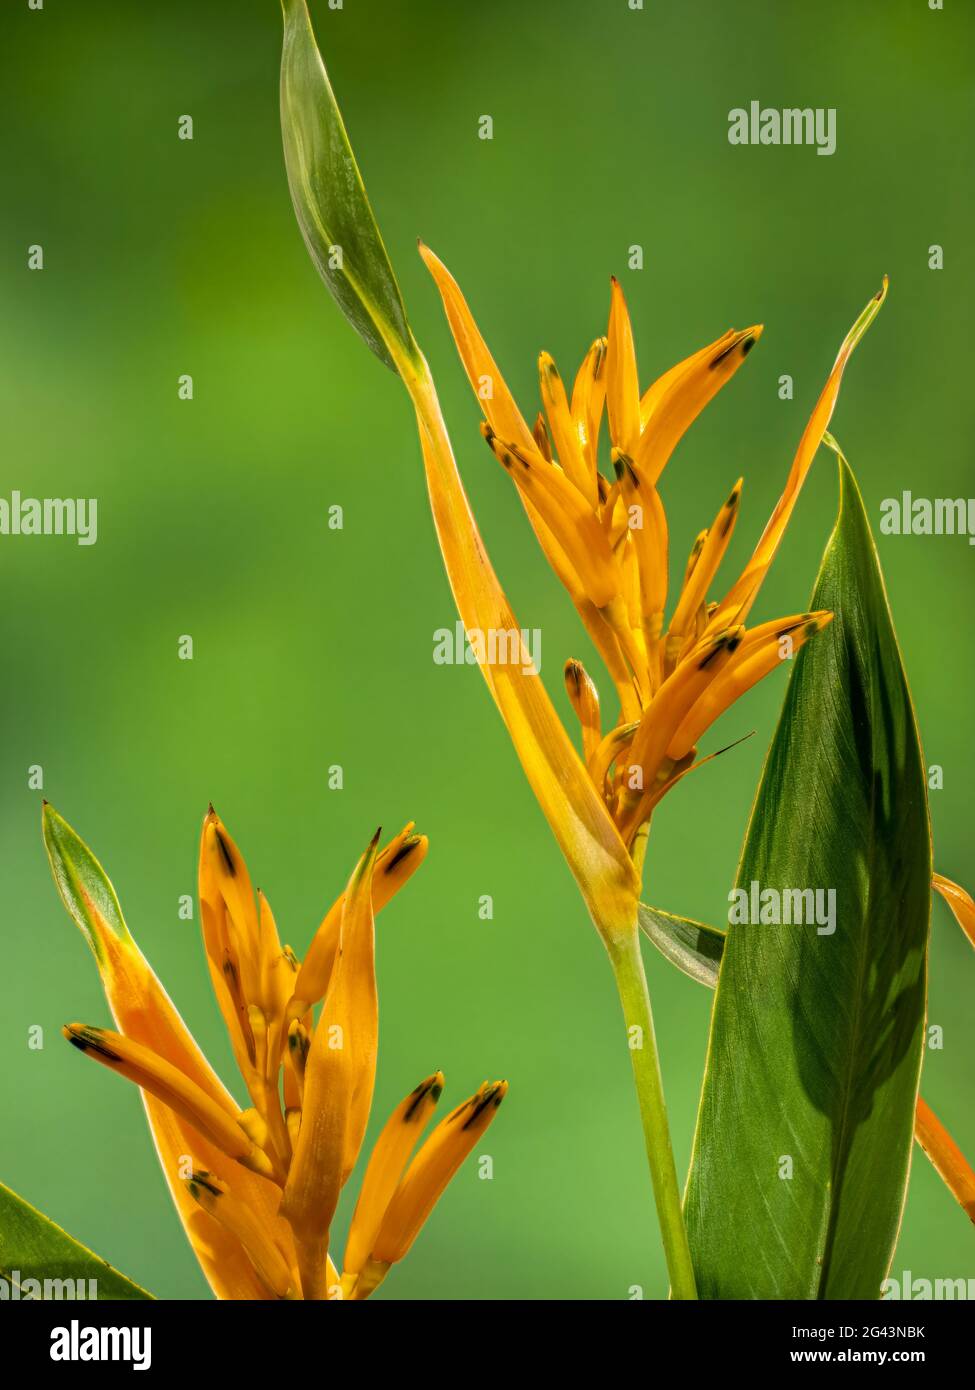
[{"xmin": 607, "ymin": 927, "xmax": 697, "ymax": 1299}]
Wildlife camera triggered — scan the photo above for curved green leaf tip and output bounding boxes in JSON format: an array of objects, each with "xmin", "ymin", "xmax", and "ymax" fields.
[
  {"xmin": 42, "ymin": 803, "xmax": 133, "ymax": 965},
  {"xmin": 638, "ymin": 903, "xmax": 724, "ymax": 989},
  {"xmin": 280, "ymin": 0, "xmax": 416, "ymax": 374},
  {"xmin": 0, "ymin": 1179, "xmax": 153, "ymax": 1300},
  {"xmin": 684, "ymin": 446, "xmax": 931, "ymax": 1300}
]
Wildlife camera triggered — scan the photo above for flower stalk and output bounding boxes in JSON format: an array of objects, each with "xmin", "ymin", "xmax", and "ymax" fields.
[{"xmin": 608, "ymin": 923, "xmax": 697, "ymax": 1299}]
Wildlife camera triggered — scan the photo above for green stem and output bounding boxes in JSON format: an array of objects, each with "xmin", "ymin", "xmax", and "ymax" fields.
[{"xmin": 607, "ymin": 927, "xmax": 697, "ymax": 1299}]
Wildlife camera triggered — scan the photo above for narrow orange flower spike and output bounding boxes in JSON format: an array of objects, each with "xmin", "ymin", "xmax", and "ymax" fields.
[
  {"xmin": 933, "ymin": 873, "xmax": 975, "ymax": 950},
  {"xmin": 46, "ymin": 802, "xmax": 502, "ymax": 1301}
]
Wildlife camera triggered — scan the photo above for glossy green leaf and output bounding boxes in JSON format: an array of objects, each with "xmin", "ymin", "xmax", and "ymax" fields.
[
  {"xmin": 280, "ymin": 0, "xmax": 416, "ymax": 373},
  {"xmin": 0, "ymin": 1180, "xmax": 152, "ymax": 1300},
  {"xmin": 684, "ymin": 448, "xmax": 931, "ymax": 1300},
  {"xmin": 639, "ymin": 903, "xmax": 724, "ymax": 988},
  {"xmin": 641, "ymin": 903, "xmax": 973, "ymax": 1225}
]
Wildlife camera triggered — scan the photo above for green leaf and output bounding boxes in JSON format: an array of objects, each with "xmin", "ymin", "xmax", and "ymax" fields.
[
  {"xmin": 0, "ymin": 1180, "xmax": 153, "ymax": 1300},
  {"xmin": 42, "ymin": 801, "xmax": 133, "ymax": 965},
  {"xmin": 280, "ymin": 0, "xmax": 416, "ymax": 373},
  {"xmin": 684, "ymin": 448, "xmax": 931, "ymax": 1300},
  {"xmin": 639, "ymin": 903, "xmax": 725, "ymax": 989}
]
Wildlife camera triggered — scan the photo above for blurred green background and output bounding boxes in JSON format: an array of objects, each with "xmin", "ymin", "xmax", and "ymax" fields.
[{"xmin": 1, "ymin": 0, "xmax": 972, "ymax": 1300}]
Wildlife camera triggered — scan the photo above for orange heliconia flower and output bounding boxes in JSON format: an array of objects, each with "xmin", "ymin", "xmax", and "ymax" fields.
[{"xmin": 45, "ymin": 802, "xmax": 505, "ymax": 1300}]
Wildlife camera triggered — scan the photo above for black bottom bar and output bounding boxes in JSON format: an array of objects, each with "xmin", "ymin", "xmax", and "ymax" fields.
[{"xmin": 1, "ymin": 1297, "xmax": 969, "ymax": 1373}]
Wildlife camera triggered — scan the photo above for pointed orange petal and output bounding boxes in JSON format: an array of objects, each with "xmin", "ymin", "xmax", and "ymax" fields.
[
  {"xmin": 564, "ymin": 659, "xmax": 602, "ymax": 764},
  {"xmin": 613, "ymin": 454, "xmax": 669, "ymax": 647},
  {"xmin": 484, "ymin": 428, "xmax": 619, "ymax": 609},
  {"xmin": 186, "ymin": 1172, "xmax": 300, "ymax": 1299},
  {"xmin": 617, "ymin": 629, "xmax": 745, "ymax": 839},
  {"xmin": 257, "ymin": 894, "xmax": 298, "ymax": 1081},
  {"xmin": 666, "ymin": 480, "xmax": 742, "ymax": 653},
  {"xmin": 588, "ymin": 720, "xmax": 640, "ymax": 798},
  {"xmin": 63, "ymin": 1024, "xmax": 278, "ymax": 1180},
  {"xmin": 343, "ymin": 1070, "xmax": 443, "ymax": 1281},
  {"xmin": 291, "ymin": 824, "xmax": 427, "ymax": 1014},
  {"xmin": 709, "ymin": 280, "xmax": 887, "ymax": 630},
  {"xmin": 152, "ymin": 1101, "xmax": 286, "ymax": 1300},
  {"xmin": 635, "ymin": 327, "xmax": 761, "ymax": 484},
  {"xmin": 606, "ymin": 278, "xmax": 641, "ymax": 455},
  {"xmin": 538, "ymin": 352, "xmax": 595, "ymax": 503},
  {"xmin": 667, "ymin": 613, "xmax": 833, "ymax": 759},
  {"xmin": 371, "ymin": 1080, "xmax": 507, "ymax": 1266},
  {"xmin": 571, "ymin": 336, "xmax": 607, "ymax": 477},
  {"xmin": 418, "ymin": 241, "xmax": 535, "ymax": 452},
  {"xmin": 639, "ymin": 331, "xmax": 732, "ymax": 426},
  {"xmin": 199, "ymin": 811, "xmax": 262, "ymax": 996},
  {"xmin": 419, "ymin": 243, "xmax": 597, "ymax": 608}
]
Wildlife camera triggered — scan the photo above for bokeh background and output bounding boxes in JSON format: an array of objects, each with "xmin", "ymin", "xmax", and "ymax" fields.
[{"xmin": 1, "ymin": 0, "xmax": 972, "ymax": 1300}]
